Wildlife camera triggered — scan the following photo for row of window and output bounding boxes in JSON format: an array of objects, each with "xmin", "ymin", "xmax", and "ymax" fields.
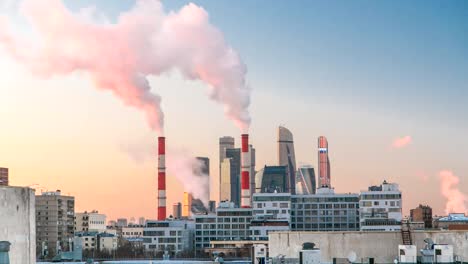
[
  {"xmin": 292, "ymin": 197, "xmax": 359, "ymax": 203},
  {"xmin": 360, "ymin": 194, "xmax": 401, "ymax": 200},
  {"xmin": 293, "ymin": 203, "xmax": 358, "ymax": 209},
  {"xmin": 361, "ymin": 200, "xmax": 401, "ymax": 207}
]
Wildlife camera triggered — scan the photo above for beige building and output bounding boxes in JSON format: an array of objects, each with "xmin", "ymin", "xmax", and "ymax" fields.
[
  {"xmin": 75, "ymin": 231, "xmax": 117, "ymax": 252},
  {"xmin": 122, "ymin": 226, "xmax": 144, "ymax": 238},
  {"xmin": 75, "ymin": 210, "xmax": 106, "ymax": 232},
  {"xmin": 36, "ymin": 190, "xmax": 75, "ymax": 257}
]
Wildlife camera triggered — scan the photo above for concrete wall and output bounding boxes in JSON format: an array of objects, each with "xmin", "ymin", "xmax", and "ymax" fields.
[
  {"xmin": 269, "ymin": 231, "xmax": 468, "ymax": 263},
  {"xmin": 0, "ymin": 186, "xmax": 36, "ymax": 264}
]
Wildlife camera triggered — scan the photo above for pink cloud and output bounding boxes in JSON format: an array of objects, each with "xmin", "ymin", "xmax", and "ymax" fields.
[
  {"xmin": 438, "ymin": 170, "xmax": 468, "ymax": 214},
  {"xmin": 391, "ymin": 136, "xmax": 412, "ymax": 149}
]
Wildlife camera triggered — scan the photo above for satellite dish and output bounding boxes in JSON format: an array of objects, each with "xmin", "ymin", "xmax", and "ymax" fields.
[{"xmin": 347, "ymin": 251, "xmax": 357, "ymax": 263}]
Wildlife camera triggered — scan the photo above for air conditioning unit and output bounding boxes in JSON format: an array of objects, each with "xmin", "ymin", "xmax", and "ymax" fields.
[
  {"xmin": 434, "ymin": 245, "xmax": 454, "ymax": 263},
  {"xmin": 398, "ymin": 245, "xmax": 417, "ymax": 263}
]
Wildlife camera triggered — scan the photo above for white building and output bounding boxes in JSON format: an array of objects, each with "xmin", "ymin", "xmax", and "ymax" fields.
[
  {"xmin": 75, "ymin": 231, "xmax": 117, "ymax": 252},
  {"xmin": 142, "ymin": 219, "xmax": 195, "ymax": 254},
  {"xmin": 75, "ymin": 210, "xmax": 107, "ymax": 232},
  {"xmin": 251, "ymin": 193, "xmax": 291, "ymax": 240},
  {"xmin": 359, "ymin": 180, "xmax": 402, "ymax": 231},
  {"xmin": 122, "ymin": 225, "xmax": 144, "ymax": 239}
]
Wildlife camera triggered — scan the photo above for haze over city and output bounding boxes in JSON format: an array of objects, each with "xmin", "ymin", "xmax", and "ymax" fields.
[{"xmin": 1, "ymin": 0, "xmax": 467, "ymax": 222}]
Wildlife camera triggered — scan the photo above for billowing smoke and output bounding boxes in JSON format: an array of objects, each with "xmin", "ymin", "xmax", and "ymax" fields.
[
  {"xmin": 167, "ymin": 148, "xmax": 210, "ymax": 206},
  {"xmin": 0, "ymin": 0, "xmax": 251, "ymax": 134},
  {"xmin": 438, "ymin": 170, "xmax": 467, "ymax": 214}
]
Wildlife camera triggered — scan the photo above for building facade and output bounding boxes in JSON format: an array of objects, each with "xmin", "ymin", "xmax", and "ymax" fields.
[
  {"xmin": 36, "ymin": 190, "xmax": 75, "ymax": 256},
  {"xmin": 173, "ymin": 202, "xmax": 182, "ymax": 219},
  {"xmin": 318, "ymin": 136, "xmax": 331, "ymax": 188},
  {"xmin": 75, "ymin": 210, "xmax": 107, "ymax": 232},
  {"xmin": 410, "ymin": 204, "xmax": 433, "ymax": 229},
  {"xmin": 251, "ymin": 193, "xmax": 291, "ymax": 240},
  {"xmin": 220, "ymin": 148, "xmax": 241, "ymax": 205},
  {"xmin": 359, "ymin": 181, "xmax": 402, "ymax": 231},
  {"xmin": 0, "ymin": 167, "xmax": 8, "ymax": 186},
  {"xmin": 278, "ymin": 126, "xmax": 296, "ymax": 194},
  {"xmin": 255, "ymin": 165, "xmax": 288, "ymax": 193},
  {"xmin": 296, "ymin": 165, "xmax": 316, "ymax": 195},
  {"xmin": 143, "ymin": 220, "xmax": 195, "ymax": 254},
  {"xmin": 291, "ymin": 189, "xmax": 360, "ymax": 231}
]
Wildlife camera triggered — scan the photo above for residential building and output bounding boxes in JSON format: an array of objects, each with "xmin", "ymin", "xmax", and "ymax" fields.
[
  {"xmin": 74, "ymin": 210, "xmax": 106, "ymax": 232},
  {"xmin": 36, "ymin": 190, "xmax": 75, "ymax": 255},
  {"xmin": 291, "ymin": 189, "xmax": 360, "ymax": 231},
  {"xmin": 142, "ymin": 220, "xmax": 195, "ymax": 255},
  {"xmin": 410, "ymin": 204, "xmax": 433, "ymax": 229},
  {"xmin": 318, "ymin": 136, "xmax": 331, "ymax": 188},
  {"xmin": 278, "ymin": 126, "xmax": 296, "ymax": 194},
  {"xmin": 359, "ymin": 181, "xmax": 402, "ymax": 231},
  {"xmin": 296, "ymin": 165, "xmax": 316, "ymax": 195},
  {"xmin": 220, "ymin": 148, "xmax": 241, "ymax": 205},
  {"xmin": 75, "ymin": 231, "xmax": 117, "ymax": 252},
  {"xmin": 0, "ymin": 167, "xmax": 8, "ymax": 186},
  {"xmin": 116, "ymin": 218, "xmax": 128, "ymax": 227},
  {"xmin": 255, "ymin": 165, "xmax": 288, "ymax": 193},
  {"xmin": 433, "ymin": 213, "xmax": 468, "ymax": 230},
  {"xmin": 122, "ymin": 225, "xmax": 144, "ymax": 239}
]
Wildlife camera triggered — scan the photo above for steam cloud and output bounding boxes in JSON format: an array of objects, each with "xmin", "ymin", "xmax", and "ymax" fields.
[
  {"xmin": 391, "ymin": 136, "xmax": 412, "ymax": 149},
  {"xmin": 439, "ymin": 170, "xmax": 468, "ymax": 214},
  {"xmin": 0, "ymin": 0, "xmax": 251, "ymax": 134},
  {"xmin": 167, "ymin": 148, "xmax": 210, "ymax": 206}
]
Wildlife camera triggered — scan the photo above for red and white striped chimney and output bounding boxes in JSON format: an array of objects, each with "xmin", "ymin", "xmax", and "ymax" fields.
[
  {"xmin": 157, "ymin": 137, "xmax": 166, "ymax": 220},
  {"xmin": 241, "ymin": 134, "xmax": 251, "ymax": 208}
]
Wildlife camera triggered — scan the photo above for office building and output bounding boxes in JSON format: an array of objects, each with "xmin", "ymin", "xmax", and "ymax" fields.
[
  {"xmin": 143, "ymin": 220, "xmax": 195, "ymax": 254},
  {"xmin": 220, "ymin": 148, "xmax": 241, "ymax": 205},
  {"xmin": 36, "ymin": 190, "xmax": 75, "ymax": 255},
  {"xmin": 291, "ymin": 190, "xmax": 360, "ymax": 231},
  {"xmin": 0, "ymin": 167, "xmax": 8, "ymax": 186},
  {"xmin": 219, "ymin": 137, "xmax": 235, "ymax": 187},
  {"xmin": 278, "ymin": 126, "xmax": 296, "ymax": 193},
  {"xmin": 296, "ymin": 165, "xmax": 316, "ymax": 195},
  {"xmin": 173, "ymin": 202, "xmax": 182, "ymax": 219},
  {"xmin": 208, "ymin": 200, "xmax": 216, "ymax": 213},
  {"xmin": 359, "ymin": 181, "xmax": 402, "ymax": 231},
  {"xmin": 75, "ymin": 210, "xmax": 106, "ymax": 232},
  {"xmin": 410, "ymin": 204, "xmax": 433, "ymax": 229},
  {"xmin": 255, "ymin": 165, "xmax": 288, "ymax": 193},
  {"xmin": 196, "ymin": 157, "xmax": 210, "ymax": 176},
  {"xmin": 251, "ymin": 193, "xmax": 291, "ymax": 240},
  {"xmin": 194, "ymin": 201, "xmax": 252, "ymax": 251},
  {"xmin": 318, "ymin": 136, "xmax": 331, "ymax": 188}
]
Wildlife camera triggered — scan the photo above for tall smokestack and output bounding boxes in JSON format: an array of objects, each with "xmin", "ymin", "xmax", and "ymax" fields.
[
  {"xmin": 241, "ymin": 134, "xmax": 251, "ymax": 208},
  {"xmin": 158, "ymin": 137, "xmax": 166, "ymax": 220}
]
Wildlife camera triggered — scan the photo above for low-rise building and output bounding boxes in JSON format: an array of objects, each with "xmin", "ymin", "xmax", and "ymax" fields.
[
  {"xmin": 142, "ymin": 219, "xmax": 195, "ymax": 255},
  {"xmin": 434, "ymin": 213, "xmax": 468, "ymax": 230},
  {"xmin": 75, "ymin": 210, "xmax": 107, "ymax": 232},
  {"xmin": 410, "ymin": 204, "xmax": 433, "ymax": 229},
  {"xmin": 122, "ymin": 225, "xmax": 144, "ymax": 239},
  {"xmin": 359, "ymin": 181, "xmax": 402, "ymax": 231},
  {"xmin": 75, "ymin": 231, "xmax": 117, "ymax": 252}
]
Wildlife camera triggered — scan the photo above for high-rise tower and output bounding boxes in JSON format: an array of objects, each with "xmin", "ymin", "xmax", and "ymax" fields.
[
  {"xmin": 219, "ymin": 136, "xmax": 235, "ymax": 200},
  {"xmin": 296, "ymin": 165, "xmax": 316, "ymax": 194},
  {"xmin": 318, "ymin": 136, "xmax": 331, "ymax": 188},
  {"xmin": 278, "ymin": 126, "xmax": 296, "ymax": 193},
  {"xmin": 157, "ymin": 137, "xmax": 166, "ymax": 220}
]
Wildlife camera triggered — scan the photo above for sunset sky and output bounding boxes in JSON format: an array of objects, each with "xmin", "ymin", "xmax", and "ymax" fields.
[{"xmin": 0, "ymin": 0, "xmax": 467, "ymax": 221}]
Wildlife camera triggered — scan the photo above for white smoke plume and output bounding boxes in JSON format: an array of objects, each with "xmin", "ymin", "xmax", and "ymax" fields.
[
  {"xmin": 167, "ymin": 148, "xmax": 210, "ymax": 206},
  {"xmin": 0, "ymin": 0, "xmax": 251, "ymax": 134},
  {"xmin": 438, "ymin": 170, "xmax": 468, "ymax": 214}
]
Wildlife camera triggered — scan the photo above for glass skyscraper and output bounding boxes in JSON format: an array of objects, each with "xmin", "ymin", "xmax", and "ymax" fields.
[{"xmin": 278, "ymin": 126, "xmax": 297, "ymax": 193}]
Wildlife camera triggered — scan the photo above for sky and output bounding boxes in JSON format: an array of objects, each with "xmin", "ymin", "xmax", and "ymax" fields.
[{"xmin": 0, "ymin": 0, "xmax": 467, "ymax": 221}]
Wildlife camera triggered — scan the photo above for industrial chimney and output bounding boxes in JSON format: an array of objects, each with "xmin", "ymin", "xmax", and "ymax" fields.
[
  {"xmin": 241, "ymin": 134, "xmax": 251, "ymax": 208},
  {"xmin": 158, "ymin": 137, "xmax": 166, "ymax": 220}
]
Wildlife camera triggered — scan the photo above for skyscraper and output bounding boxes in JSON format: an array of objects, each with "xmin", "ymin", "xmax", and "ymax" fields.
[
  {"xmin": 0, "ymin": 167, "xmax": 8, "ymax": 186},
  {"xmin": 296, "ymin": 165, "xmax": 316, "ymax": 194},
  {"xmin": 173, "ymin": 202, "xmax": 182, "ymax": 219},
  {"xmin": 318, "ymin": 136, "xmax": 331, "ymax": 188},
  {"xmin": 278, "ymin": 126, "xmax": 296, "ymax": 193},
  {"xmin": 219, "ymin": 148, "xmax": 241, "ymax": 205},
  {"xmin": 219, "ymin": 137, "xmax": 234, "ymax": 201},
  {"xmin": 255, "ymin": 165, "xmax": 288, "ymax": 193},
  {"xmin": 196, "ymin": 157, "xmax": 210, "ymax": 176},
  {"xmin": 182, "ymin": 192, "xmax": 192, "ymax": 217}
]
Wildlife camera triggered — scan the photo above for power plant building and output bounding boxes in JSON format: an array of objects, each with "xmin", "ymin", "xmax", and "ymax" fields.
[{"xmin": 278, "ymin": 126, "xmax": 296, "ymax": 193}]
